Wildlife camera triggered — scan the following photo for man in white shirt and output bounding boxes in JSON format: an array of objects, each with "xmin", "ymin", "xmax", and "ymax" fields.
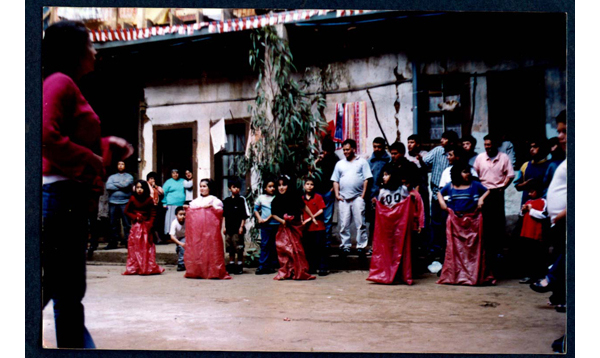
[{"xmin": 331, "ymin": 139, "xmax": 373, "ymax": 257}]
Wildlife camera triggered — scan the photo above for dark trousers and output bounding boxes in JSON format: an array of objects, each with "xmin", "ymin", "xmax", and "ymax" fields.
[
  {"xmin": 518, "ymin": 237, "xmax": 547, "ymax": 280},
  {"xmin": 321, "ymin": 190, "xmax": 335, "ymax": 247},
  {"xmin": 302, "ymin": 230, "xmax": 328, "ymax": 273},
  {"xmin": 547, "ymin": 220, "xmax": 566, "ymax": 303},
  {"xmin": 427, "ymin": 195, "xmax": 448, "ymax": 261},
  {"xmin": 109, "ymin": 203, "xmax": 130, "ymax": 245},
  {"xmin": 42, "ymin": 181, "xmax": 95, "ymax": 348},
  {"xmin": 258, "ymin": 225, "xmax": 279, "ymax": 270},
  {"xmin": 482, "ymin": 188, "xmax": 506, "ymax": 264}
]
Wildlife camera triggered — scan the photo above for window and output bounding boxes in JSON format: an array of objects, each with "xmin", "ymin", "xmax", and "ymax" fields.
[
  {"xmin": 417, "ymin": 75, "xmax": 471, "ymax": 147},
  {"xmin": 214, "ymin": 122, "xmax": 248, "ymax": 199}
]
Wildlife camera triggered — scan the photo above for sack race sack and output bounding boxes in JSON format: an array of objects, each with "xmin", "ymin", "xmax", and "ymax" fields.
[
  {"xmin": 123, "ymin": 222, "xmax": 165, "ymax": 275},
  {"xmin": 437, "ymin": 209, "xmax": 495, "ymax": 286},
  {"xmin": 367, "ymin": 198, "xmax": 414, "ymax": 285},
  {"xmin": 274, "ymin": 222, "xmax": 315, "ymax": 280},
  {"xmin": 184, "ymin": 207, "xmax": 231, "ymax": 279}
]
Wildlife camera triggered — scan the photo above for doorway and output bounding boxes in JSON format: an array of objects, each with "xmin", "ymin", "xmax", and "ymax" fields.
[
  {"xmin": 487, "ymin": 69, "xmax": 546, "ymax": 167},
  {"xmin": 154, "ymin": 123, "xmax": 196, "ymax": 196}
]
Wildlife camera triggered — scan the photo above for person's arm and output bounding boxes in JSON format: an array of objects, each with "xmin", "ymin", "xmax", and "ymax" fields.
[
  {"xmin": 272, "ymin": 214, "xmax": 286, "ymax": 226},
  {"xmin": 333, "ymin": 182, "xmax": 344, "ymax": 201},
  {"xmin": 477, "ymin": 190, "xmax": 491, "ymax": 211},
  {"xmin": 113, "ymin": 174, "xmax": 134, "ymax": 189},
  {"xmin": 528, "ymin": 200, "xmax": 548, "ymax": 220},
  {"xmin": 222, "ymin": 216, "xmax": 227, "ymax": 236},
  {"xmin": 254, "ymin": 210, "xmax": 265, "ymax": 224},
  {"xmin": 552, "ymin": 209, "xmax": 566, "ymax": 225},
  {"xmin": 239, "ymin": 219, "xmax": 246, "ymax": 235},
  {"xmin": 155, "ymin": 185, "xmax": 164, "ymax": 196},
  {"xmin": 105, "ymin": 175, "xmax": 119, "ymax": 191},
  {"xmin": 124, "ymin": 198, "xmax": 137, "ymax": 222},
  {"xmin": 303, "ymin": 205, "xmax": 318, "ymax": 226},
  {"xmin": 501, "ymin": 156, "xmax": 515, "ymax": 189},
  {"xmin": 437, "ymin": 191, "xmax": 448, "ymax": 211},
  {"xmin": 361, "ymin": 179, "xmax": 369, "ymax": 200},
  {"xmin": 422, "ymin": 148, "xmax": 435, "ymax": 168},
  {"xmin": 170, "ymin": 234, "xmax": 185, "ymax": 247}
]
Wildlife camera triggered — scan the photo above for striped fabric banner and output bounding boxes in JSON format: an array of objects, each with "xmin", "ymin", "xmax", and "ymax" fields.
[{"xmin": 333, "ymin": 101, "xmax": 368, "ymax": 154}]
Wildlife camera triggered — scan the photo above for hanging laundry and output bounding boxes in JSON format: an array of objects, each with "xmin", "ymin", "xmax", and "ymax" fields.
[
  {"xmin": 333, "ymin": 101, "xmax": 368, "ymax": 154},
  {"xmin": 210, "ymin": 117, "xmax": 227, "ymax": 154}
]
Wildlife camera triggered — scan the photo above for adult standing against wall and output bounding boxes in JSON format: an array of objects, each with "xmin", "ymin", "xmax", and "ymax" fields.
[
  {"xmin": 473, "ymin": 134, "xmax": 515, "ymax": 271},
  {"xmin": 367, "ymin": 137, "xmax": 391, "ymax": 251},
  {"xmin": 42, "ymin": 20, "xmax": 133, "ymax": 348},
  {"xmin": 423, "ymin": 130, "xmax": 459, "ymax": 262},
  {"xmin": 314, "ymin": 137, "xmax": 339, "ymax": 248},
  {"xmin": 162, "ymin": 169, "xmax": 186, "ymax": 239},
  {"xmin": 104, "ymin": 161, "xmax": 134, "ymax": 250},
  {"xmin": 183, "ymin": 169, "xmax": 194, "ymax": 205},
  {"xmin": 331, "ymin": 139, "xmax": 373, "ymax": 258}
]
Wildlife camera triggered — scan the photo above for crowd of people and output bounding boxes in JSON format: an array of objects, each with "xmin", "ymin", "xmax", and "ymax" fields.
[{"xmin": 41, "ymin": 19, "xmax": 568, "ymax": 352}]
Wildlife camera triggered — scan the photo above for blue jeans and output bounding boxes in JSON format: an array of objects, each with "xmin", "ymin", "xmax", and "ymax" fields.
[
  {"xmin": 258, "ymin": 225, "xmax": 279, "ymax": 270},
  {"xmin": 109, "ymin": 203, "xmax": 131, "ymax": 245},
  {"xmin": 176, "ymin": 237, "xmax": 186, "ymax": 266},
  {"xmin": 321, "ymin": 191, "xmax": 335, "ymax": 247},
  {"xmin": 42, "ymin": 181, "xmax": 95, "ymax": 348}
]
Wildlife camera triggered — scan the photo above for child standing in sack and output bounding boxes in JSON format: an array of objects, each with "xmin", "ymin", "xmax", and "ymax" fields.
[{"xmin": 123, "ymin": 180, "xmax": 165, "ymax": 275}]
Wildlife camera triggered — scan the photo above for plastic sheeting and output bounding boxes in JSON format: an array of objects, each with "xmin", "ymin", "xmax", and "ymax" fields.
[
  {"xmin": 367, "ymin": 198, "xmax": 414, "ymax": 285},
  {"xmin": 184, "ymin": 207, "xmax": 231, "ymax": 279},
  {"xmin": 274, "ymin": 221, "xmax": 315, "ymax": 280},
  {"xmin": 437, "ymin": 209, "xmax": 495, "ymax": 286},
  {"xmin": 123, "ymin": 222, "xmax": 165, "ymax": 275}
]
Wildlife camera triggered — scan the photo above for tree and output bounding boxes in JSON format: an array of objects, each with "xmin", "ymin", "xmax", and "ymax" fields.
[{"xmin": 237, "ymin": 25, "xmax": 328, "ymax": 197}]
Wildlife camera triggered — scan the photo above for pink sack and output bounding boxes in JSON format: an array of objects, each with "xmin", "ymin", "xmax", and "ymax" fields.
[
  {"xmin": 437, "ymin": 209, "xmax": 495, "ymax": 286},
  {"xmin": 367, "ymin": 198, "xmax": 414, "ymax": 285},
  {"xmin": 184, "ymin": 207, "xmax": 231, "ymax": 279},
  {"xmin": 123, "ymin": 222, "xmax": 165, "ymax": 275},
  {"xmin": 274, "ymin": 222, "xmax": 315, "ymax": 280}
]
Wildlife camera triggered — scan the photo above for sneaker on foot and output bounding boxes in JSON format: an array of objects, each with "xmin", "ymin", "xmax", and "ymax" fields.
[
  {"xmin": 235, "ymin": 264, "xmax": 243, "ymax": 274},
  {"xmin": 177, "ymin": 264, "xmax": 186, "ymax": 271}
]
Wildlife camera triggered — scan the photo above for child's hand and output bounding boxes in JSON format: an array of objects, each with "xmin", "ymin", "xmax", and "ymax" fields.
[
  {"xmin": 257, "ymin": 218, "xmax": 265, "ymax": 224},
  {"xmin": 238, "ymin": 227, "xmax": 244, "ymax": 235},
  {"xmin": 312, "ymin": 218, "xmax": 318, "ymax": 226},
  {"xmin": 179, "ymin": 242, "xmax": 185, "ymax": 248},
  {"xmin": 222, "ymin": 229, "xmax": 227, "ymax": 236},
  {"xmin": 417, "ymin": 228, "xmax": 422, "ymax": 234},
  {"xmin": 477, "ymin": 198, "xmax": 485, "ymax": 210},
  {"xmin": 302, "ymin": 218, "xmax": 311, "ymax": 226}
]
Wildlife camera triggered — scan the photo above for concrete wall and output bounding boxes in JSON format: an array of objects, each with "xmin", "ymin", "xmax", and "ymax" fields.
[{"xmin": 143, "ymin": 76, "xmax": 256, "ymax": 190}]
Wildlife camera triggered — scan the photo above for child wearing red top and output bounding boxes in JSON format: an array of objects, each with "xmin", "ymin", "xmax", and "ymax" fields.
[
  {"xmin": 123, "ymin": 180, "xmax": 165, "ymax": 275},
  {"xmin": 301, "ymin": 178, "xmax": 328, "ymax": 276},
  {"xmin": 518, "ymin": 180, "xmax": 548, "ymax": 284}
]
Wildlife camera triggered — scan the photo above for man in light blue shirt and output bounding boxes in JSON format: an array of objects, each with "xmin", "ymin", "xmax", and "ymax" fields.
[
  {"xmin": 331, "ymin": 139, "xmax": 373, "ymax": 257},
  {"xmin": 105, "ymin": 161, "xmax": 134, "ymax": 249}
]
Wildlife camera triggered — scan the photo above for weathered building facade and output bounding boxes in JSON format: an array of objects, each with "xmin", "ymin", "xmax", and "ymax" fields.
[{"xmin": 93, "ymin": 10, "xmax": 566, "ymax": 224}]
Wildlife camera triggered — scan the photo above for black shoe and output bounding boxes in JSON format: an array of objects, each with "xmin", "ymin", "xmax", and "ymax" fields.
[
  {"xmin": 340, "ymin": 247, "xmax": 351, "ymax": 257},
  {"xmin": 104, "ymin": 243, "xmax": 118, "ymax": 250},
  {"xmin": 255, "ymin": 268, "xmax": 268, "ymax": 275},
  {"xmin": 235, "ymin": 264, "xmax": 244, "ymax": 275},
  {"xmin": 366, "ymin": 249, "xmax": 373, "ymax": 256},
  {"xmin": 551, "ymin": 335, "xmax": 565, "ymax": 353},
  {"xmin": 530, "ymin": 278, "xmax": 552, "ymax": 293},
  {"xmin": 357, "ymin": 248, "xmax": 366, "ymax": 258},
  {"xmin": 318, "ymin": 270, "xmax": 329, "ymax": 276},
  {"xmin": 177, "ymin": 264, "xmax": 186, "ymax": 271},
  {"xmin": 226, "ymin": 263, "xmax": 235, "ymax": 273}
]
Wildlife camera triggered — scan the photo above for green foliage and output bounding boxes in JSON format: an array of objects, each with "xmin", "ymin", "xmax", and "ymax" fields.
[{"xmin": 237, "ymin": 27, "xmax": 341, "ymax": 245}]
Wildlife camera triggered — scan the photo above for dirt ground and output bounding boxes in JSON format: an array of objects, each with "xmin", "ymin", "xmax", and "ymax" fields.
[{"xmin": 42, "ymin": 263, "xmax": 566, "ymax": 354}]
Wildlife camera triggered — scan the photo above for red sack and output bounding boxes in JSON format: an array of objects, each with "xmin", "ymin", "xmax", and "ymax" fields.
[
  {"xmin": 367, "ymin": 198, "xmax": 414, "ymax": 285},
  {"xmin": 123, "ymin": 222, "xmax": 165, "ymax": 275},
  {"xmin": 274, "ymin": 223, "xmax": 315, "ymax": 280},
  {"xmin": 184, "ymin": 207, "xmax": 231, "ymax": 279},
  {"xmin": 437, "ymin": 209, "xmax": 495, "ymax": 286}
]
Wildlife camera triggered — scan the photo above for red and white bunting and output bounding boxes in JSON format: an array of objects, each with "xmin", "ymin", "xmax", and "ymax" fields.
[{"xmin": 89, "ymin": 9, "xmax": 337, "ymax": 43}]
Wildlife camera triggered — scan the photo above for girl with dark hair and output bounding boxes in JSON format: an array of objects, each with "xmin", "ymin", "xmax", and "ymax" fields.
[
  {"xmin": 42, "ymin": 20, "xmax": 133, "ymax": 348},
  {"xmin": 123, "ymin": 180, "xmax": 164, "ymax": 275},
  {"xmin": 271, "ymin": 175, "xmax": 316, "ymax": 280},
  {"xmin": 185, "ymin": 179, "xmax": 230, "ymax": 279},
  {"xmin": 436, "ymin": 162, "xmax": 495, "ymax": 286}
]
